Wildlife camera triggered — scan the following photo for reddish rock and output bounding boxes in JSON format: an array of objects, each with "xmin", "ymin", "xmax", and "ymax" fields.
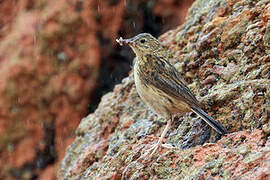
[
  {"xmin": 39, "ymin": 166, "xmax": 56, "ymax": 180},
  {"xmin": 0, "ymin": 0, "xmax": 99, "ymax": 179},
  {"xmin": 154, "ymin": 0, "xmax": 195, "ymax": 31},
  {"xmin": 0, "ymin": 0, "xmax": 193, "ymax": 179},
  {"xmin": 59, "ymin": 0, "xmax": 270, "ymax": 179}
]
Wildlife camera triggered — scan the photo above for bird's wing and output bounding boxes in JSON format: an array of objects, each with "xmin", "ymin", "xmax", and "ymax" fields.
[{"xmin": 139, "ymin": 54, "xmax": 200, "ymax": 107}]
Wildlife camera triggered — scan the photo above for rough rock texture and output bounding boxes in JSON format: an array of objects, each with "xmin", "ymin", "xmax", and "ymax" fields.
[
  {"xmin": 0, "ymin": 1, "xmax": 100, "ymax": 179},
  {"xmin": 0, "ymin": 0, "xmax": 194, "ymax": 179},
  {"xmin": 60, "ymin": 0, "xmax": 270, "ymax": 179}
]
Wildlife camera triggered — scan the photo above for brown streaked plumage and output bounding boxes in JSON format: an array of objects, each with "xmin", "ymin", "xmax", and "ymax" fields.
[{"xmin": 116, "ymin": 33, "xmax": 226, "ymax": 156}]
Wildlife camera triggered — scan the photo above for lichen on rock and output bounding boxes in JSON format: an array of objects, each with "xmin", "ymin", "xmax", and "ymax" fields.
[{"xmin": 60, "ymin": 0, "xmax": 270, "ymax": 179}]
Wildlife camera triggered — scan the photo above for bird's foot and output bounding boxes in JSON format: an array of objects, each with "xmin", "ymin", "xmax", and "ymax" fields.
[
  {"xmin": 142, "ymin": 119, "xmax": 173, "ymax": 159},
  {"xmin": 161, "ymin": 143, "xmax": 175, "ymax": 149},
  {"xmin": 143, "ymin": 142, "xmax": 175, "ymax": 158},
  {"xmin": 143, "ymin": 142, "xmax": 161, "ymax": 158}
]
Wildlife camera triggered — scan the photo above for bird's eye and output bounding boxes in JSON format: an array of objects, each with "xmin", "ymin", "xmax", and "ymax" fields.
[{"xmin": 140, "ymin": 39, "xmax": 146, "ymax": 44}]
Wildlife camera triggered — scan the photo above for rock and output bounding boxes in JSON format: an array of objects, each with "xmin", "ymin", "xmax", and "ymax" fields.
[
  {"xmin": 0, "ymin": 0, "xmax": 99, "ymax": 179},
  {"xmin": 0, "ymin": 0, "xmax": 194, "ymax": 179},
  {"xmin": 60, "ymin": 0, "xmax": 270, "ymax": 179}
]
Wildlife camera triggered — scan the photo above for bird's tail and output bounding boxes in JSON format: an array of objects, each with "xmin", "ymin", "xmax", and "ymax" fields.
[{"xmin": 191, "ymin": 106, "xmax": 227, "ymax": 135}]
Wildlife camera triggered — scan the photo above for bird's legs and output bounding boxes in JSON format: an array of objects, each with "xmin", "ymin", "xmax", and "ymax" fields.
[{"xmin": 145, "ymin": 117, "xmax": 172, "ymax": 157}]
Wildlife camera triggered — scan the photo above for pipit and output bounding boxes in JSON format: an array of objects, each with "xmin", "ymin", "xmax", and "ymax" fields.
[{"xmin": 116, "ymin": 33, "xmax": 226, "ymax": 156}]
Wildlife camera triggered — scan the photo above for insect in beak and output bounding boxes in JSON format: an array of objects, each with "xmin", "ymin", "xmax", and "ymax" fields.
[{"xmin": 116, "ymin": 37, "xmax": 136, "ymax": 47}]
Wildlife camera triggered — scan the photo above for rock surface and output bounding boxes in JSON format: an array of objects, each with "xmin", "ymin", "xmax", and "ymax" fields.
[
  {"xmin": 0, "ymin": 0, "xmax": 194, "ymax": 179},
  {"xmin": 60, "ymin": 0, "xmax": 270, "ymax": 179},
  {"xmin": 0, "ymin": 1, "xmax": 99, "ymax": 179}
]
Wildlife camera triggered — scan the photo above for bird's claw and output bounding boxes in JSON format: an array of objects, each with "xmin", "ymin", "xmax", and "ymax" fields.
[{"xmin": 142, "ymin": 142, "xmax": 176, "ymax": 159}]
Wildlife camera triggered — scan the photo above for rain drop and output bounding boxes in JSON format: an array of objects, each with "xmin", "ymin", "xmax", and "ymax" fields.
[
  {"xmin": 133, "ymin": 22, "xmax": 136, "ymax": 28},
  {"xmin": 7, "ymin": 143, "xmax": 14, "ymax": 152},
  {"xmin": 57, "ymin": 52, "xmax": 67, "ymax": 61},
  {"xmin": 162, "ymin": 17, "xmax": 165, "ymax": 24}
]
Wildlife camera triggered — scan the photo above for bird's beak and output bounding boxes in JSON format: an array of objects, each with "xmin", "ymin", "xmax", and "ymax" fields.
[{"xmin": 116, "ymin": 37, "xmax": 136, "ymax": 47}]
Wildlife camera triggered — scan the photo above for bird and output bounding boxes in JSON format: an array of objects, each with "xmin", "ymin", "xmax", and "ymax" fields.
[{"xmin": 116, "ymin": 33, "xmax": 226, "ymax": 156}]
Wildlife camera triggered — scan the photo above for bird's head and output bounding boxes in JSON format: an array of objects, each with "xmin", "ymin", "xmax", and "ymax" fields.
[{"xmin": 116, "ymin": 33, "xmax": 163, "ymax": 58}]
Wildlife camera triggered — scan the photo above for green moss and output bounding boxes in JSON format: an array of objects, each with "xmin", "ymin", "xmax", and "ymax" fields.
[
  {"xmin": 222, "ymin": 169, "xmax": 233, "ymax": 179},
  {"xmin": 237, "ymin": 144, "xmax": 250, "ymax": 156},
  {"xmin": 244, "ymin": 152, "xmax": 263, "ymax": 165}
]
